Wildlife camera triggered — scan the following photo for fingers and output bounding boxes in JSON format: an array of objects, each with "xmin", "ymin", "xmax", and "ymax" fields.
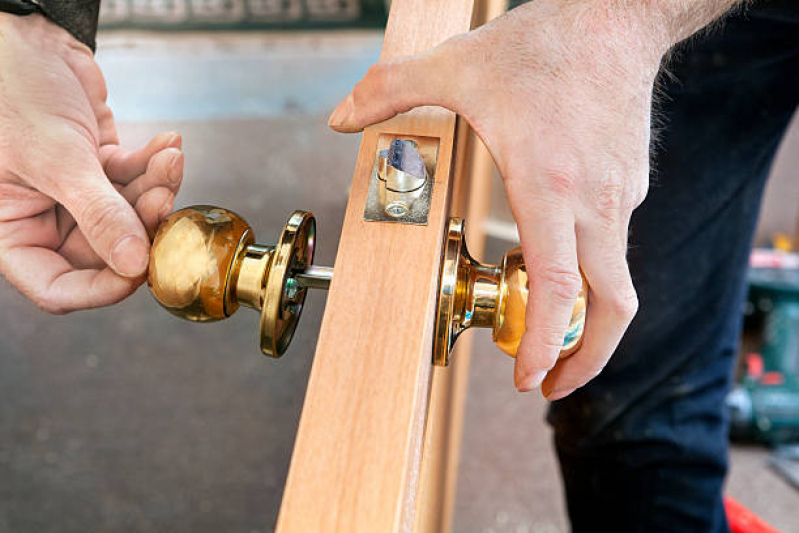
[
  {"xmin": 101, "ymin": 132, "xmax": 182, "ymax": 185},
  {"xmin": 119, "ymin": 148, "xmax": 183, "ymax": 205},
  {"xmin": 135, "ymin": 187, "xmax": 174, "ymax": 239},
  {"xmin": 328, "ymin": 36, "xmax": 473, "ymax": 133},
  {"xmin": 7, "ymin": 154, "xmax": 178, "ymax": 274},
  {"xmin": 56, "ymin": 157, "xmax": 151, "ymax": 278},
  {"xmin": 0, "ymin": 246, "xmax": 141, "ymax": 314},
  {"xmin": 511, "ymin": 200, "xmax": 583, "ymax": 392},
  {"xmin": 541, "ymin": 219, "xmax": 638, "ymax": 400},
  {"xmin": 20, "ymin": 143, "xmax": 183, "ymax": 275}
]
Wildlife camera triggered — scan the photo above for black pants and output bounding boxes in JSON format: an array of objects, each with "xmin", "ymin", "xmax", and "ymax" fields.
[{"xmin": 547, "ymin": 3, "xmax": 799, "ymax": 531}]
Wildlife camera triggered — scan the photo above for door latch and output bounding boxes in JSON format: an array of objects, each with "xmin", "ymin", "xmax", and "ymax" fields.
[{"xmin": 363, "ymin": 135, "xmax": 438, "ymax": 225}]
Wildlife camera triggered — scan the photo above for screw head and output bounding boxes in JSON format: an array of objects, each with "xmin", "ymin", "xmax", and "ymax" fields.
[
  {"xmin": 284, "ymin": 277, "xmax": 300, "ymax": 301},
  {"xmin": 385, "ymin": 202, "xmax": 408, "ymax": 218}
]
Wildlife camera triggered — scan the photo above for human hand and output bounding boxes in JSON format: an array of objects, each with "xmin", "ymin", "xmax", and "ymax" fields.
[
  {"xmin": 0, "ymin": 13, "xmax": 184, "ymax": 313},
  {"xmin": 327, "ymin": 1, "xmax": 671, "ymax": 399}
]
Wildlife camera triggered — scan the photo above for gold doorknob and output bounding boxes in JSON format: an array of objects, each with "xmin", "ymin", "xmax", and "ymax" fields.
[
  {"xmin": 433, "ymin": 218, "xmax": 587, "ymax": 366},
  {"xmin": 148, "ymin": 205, "xmax": 331, "ymax": 358},
  {"xmin": 148, "ymin": 206, "xmax": 586, "ymax": 364}
]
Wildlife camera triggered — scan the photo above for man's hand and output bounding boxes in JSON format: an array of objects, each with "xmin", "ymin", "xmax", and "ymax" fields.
[
  {"xmin": 327, "ymin": 0, "xmax": 736, "ymax": 399},
  {"xmin": 0, "ymin": 13, "xmax": 184, "ymax": 313}
]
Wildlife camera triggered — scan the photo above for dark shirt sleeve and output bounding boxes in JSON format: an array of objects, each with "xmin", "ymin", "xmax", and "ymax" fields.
[
  {"xmin": 0, "ymin": 0, "xmax": 101, "ymax": 51},
  {"xmin": 36, "ymin": 0, "xmax": 101, "ymax": 51}
]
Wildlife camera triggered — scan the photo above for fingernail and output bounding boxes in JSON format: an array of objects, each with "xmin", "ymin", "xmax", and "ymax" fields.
[
  {"xmin": 167, "ymin": 151, "xmax": 183, "ymax": 184},
  {"xmin": 547, "ymin": 388, "xmax": 576, "ymax": 402},
  {"xmin": 111, "ymin": 236, "xmax": 149, "ymax": 277},
  {"xmin": 167, "ymin": 133, "xmax": 182, "ymax": 149},
  {"xmin": 328, "ymin": 94, "xmax": 354, "ymax": 130},
  {"xmin": 517, "ymin": 370, "xmax": 547, "ymax": 393},
  {"xmin": 159, "ymin": 195, "xmax": 175, "ymax": 220}
]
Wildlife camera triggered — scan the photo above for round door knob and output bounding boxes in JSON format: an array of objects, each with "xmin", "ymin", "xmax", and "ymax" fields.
[
  {"xmin": 148, "ymin": 205, "xmax": 254, "ymax": 322},
  {"xmin": 434, "ymin": 218, "xmax": 587, "ymax": 366},
  {"xmin": 148, "ymin": 205, "xmax": 318, "ymax": 358}
]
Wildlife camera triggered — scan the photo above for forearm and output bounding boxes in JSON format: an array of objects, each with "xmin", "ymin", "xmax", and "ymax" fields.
[
  {"xmin": 553, "ymin": 0, "xmax": 744, "ymax": 84},
  {"xmin": 653, "ymin": 0, "xmax": 744, "ymax": 44}
]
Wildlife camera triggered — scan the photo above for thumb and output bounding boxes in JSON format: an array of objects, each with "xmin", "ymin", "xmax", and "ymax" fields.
[
  {"xmin": 58, "ymin": 160, "xmax": 150, "ymax": 278},
  {"xmin": 328, "ymin": 38, "xmax": 470, "ymax": 133}
]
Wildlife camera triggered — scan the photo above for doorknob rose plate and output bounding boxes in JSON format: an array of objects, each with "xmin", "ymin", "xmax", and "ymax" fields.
[
  {"xmin": 433, "ymin": 218, "xmax": 587, "ymax": 367},
  {"xmin": 259, "ymin": 210, "xmax": 316, "ymax": 357}
]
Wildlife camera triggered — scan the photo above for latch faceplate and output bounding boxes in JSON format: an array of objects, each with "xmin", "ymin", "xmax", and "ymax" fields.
[{"xmin": 363, "ymin": 134, "xmax": 439, "ymax": 225}]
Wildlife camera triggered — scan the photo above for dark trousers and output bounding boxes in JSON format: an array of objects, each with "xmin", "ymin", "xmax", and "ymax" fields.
[{"xmin": 547, "ymin": 3, "xmax": 799, "ymax": 531}]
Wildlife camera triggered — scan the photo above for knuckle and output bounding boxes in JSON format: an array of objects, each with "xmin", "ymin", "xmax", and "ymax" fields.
[
  {"xmin": 75, "ymin": 193, "xmax": 121, "ymax": 240},
  {"xmin": 31, "ymin": 291, "xmax": 69, "ymax": 315},
  {"xmin": 594, "ymin": 171, "xmax": 624, "ymax": 214},
  {"xmin": 609, "ymin": 287, "xmax": 639, "ymax": 322},
  {"xmin": 625, "ymin": 175, "xmax": 649, "ymax": 210},
  {"xmin": 536, "ymin": 263, "xmax": 584, "ymax": 304},
  {"xmin": 541, "ymin": 167, "xmax": 579, "ymax": 198},
  {"xmin": 523, "ymin": 327, "xmax": 567, "ymax": 367},
  {"xmin": 540, "ymin": 333, "xmax": 569, "ymax": 356},
  {"xmin": 363, "ymin": 62, "xmax": 390, "ymax": 96},
  {"xmin": 583, "ymin": 363, "xmax": 607, "ymax": 382}
]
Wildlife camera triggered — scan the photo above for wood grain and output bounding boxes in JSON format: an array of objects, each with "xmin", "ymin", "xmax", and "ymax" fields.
[
  {"xmin": 275, "ymin": 1, "xmax": 475, "ymax": 531},
  {"xmin": 414, "ymin": 2, "xmax": 507, "ymax": 531}
]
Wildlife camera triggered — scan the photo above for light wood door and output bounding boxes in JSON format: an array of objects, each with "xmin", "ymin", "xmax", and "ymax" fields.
[{"xmin": 276, "ymin": 1, "xmax": 505, "ymax": 531}]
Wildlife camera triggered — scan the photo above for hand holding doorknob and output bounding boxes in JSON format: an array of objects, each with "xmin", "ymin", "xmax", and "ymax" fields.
[
  {"xmin": 433, "ymin": 218, "xmax": 586, "ymax": 366},
  {"xmin": 148, "ymin": 206, "xmax": 586, "ymax": 364}
]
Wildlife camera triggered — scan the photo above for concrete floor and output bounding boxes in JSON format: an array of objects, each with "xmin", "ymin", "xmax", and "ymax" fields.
[{"xmin": 1, "ymin": 32, "xmax": 798, "ymax": 532}]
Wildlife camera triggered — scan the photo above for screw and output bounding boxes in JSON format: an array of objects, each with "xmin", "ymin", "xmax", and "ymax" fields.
[
  {"xmin": 284, "ymin": 278, "xmax": 300, "ymax": 301},
  {"xmin": 385, "ymin": 202, "xmax": 408, "ymax": 218}
]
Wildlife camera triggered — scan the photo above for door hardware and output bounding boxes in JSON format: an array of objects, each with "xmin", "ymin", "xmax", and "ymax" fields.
[
  {"xmin": 363, "ymin": 134, "xmax": 437, "ymax": 225},
  {"xmin": 434, "ymin": 218, "xmax": 586, "ymax": 366},
  {"xmin": 148, "ymin": 206, "xmax": 586, "ymax": 363}
]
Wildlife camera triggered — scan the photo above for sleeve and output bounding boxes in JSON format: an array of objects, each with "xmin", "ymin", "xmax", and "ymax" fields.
[{"xmin": 36, "ymin": 0, "xmax": 101, "ymax": 51}]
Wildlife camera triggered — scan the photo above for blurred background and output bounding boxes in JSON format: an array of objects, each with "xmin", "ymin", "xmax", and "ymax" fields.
[{"xmin": 1, "ymin": 1, "xmax": 798, "ymax": 532}]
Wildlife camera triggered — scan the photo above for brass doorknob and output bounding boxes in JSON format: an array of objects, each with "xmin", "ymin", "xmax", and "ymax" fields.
[
  {"xmin": 148, "ymin": 205, "xmax": 331, "ymax": 358},
  {"xmin": 147, "ymin": 205, "xmax": 586, "ymax": 364},
  {"xmin": 433, "ymin": 218, "xmax": 587, "ymax": 366}
]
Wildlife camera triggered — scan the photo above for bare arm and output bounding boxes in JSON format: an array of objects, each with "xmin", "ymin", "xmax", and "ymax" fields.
[{"xmin": 655, "ymin": 0, "xmax": 742, "ymax": 42}]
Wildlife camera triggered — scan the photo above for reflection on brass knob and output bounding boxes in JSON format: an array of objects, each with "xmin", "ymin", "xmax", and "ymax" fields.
[
  {"xmin": 148, "ymin": 206, "xmax": 253, "ymax": 322},
  {"xmin": 434, "ymin": 219, "xmax": 587, "ymax": 367},
  {"xmin": 148, "ymin": 205, "xmax": 330, "ymax": 358}
]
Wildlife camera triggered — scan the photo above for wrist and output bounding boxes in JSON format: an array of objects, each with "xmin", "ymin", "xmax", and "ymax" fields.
[
  {"xmin": 572, "ymin": 0, "xmax": 740, "ymax": 70},
  {"xmin": 0, "ymin": 11, "xmax": 80, "ymax": 53},
  {"xmin": 638, "ymin": 0, "xmax": 740, "ymax": 49},
  {"xmin": 559, "ymin": 2, "xmax": 670, "ymax": 87}
]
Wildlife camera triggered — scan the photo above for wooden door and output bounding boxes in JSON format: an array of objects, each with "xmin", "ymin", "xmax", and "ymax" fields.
[{"xmin": 276, "ymin": 1, "xmax": 505, "ymax": 531}]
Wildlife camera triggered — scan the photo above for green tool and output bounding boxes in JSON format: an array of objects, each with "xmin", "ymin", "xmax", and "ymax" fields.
[{"xmin": 728, "ymin": 266, "xmax": 799, "ymax": 445}]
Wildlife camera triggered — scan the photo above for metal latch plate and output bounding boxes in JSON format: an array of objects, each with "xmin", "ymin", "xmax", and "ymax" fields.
[{"xmin": 363, "ymin": 134, "xmax": 439, "ymax": 225}]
